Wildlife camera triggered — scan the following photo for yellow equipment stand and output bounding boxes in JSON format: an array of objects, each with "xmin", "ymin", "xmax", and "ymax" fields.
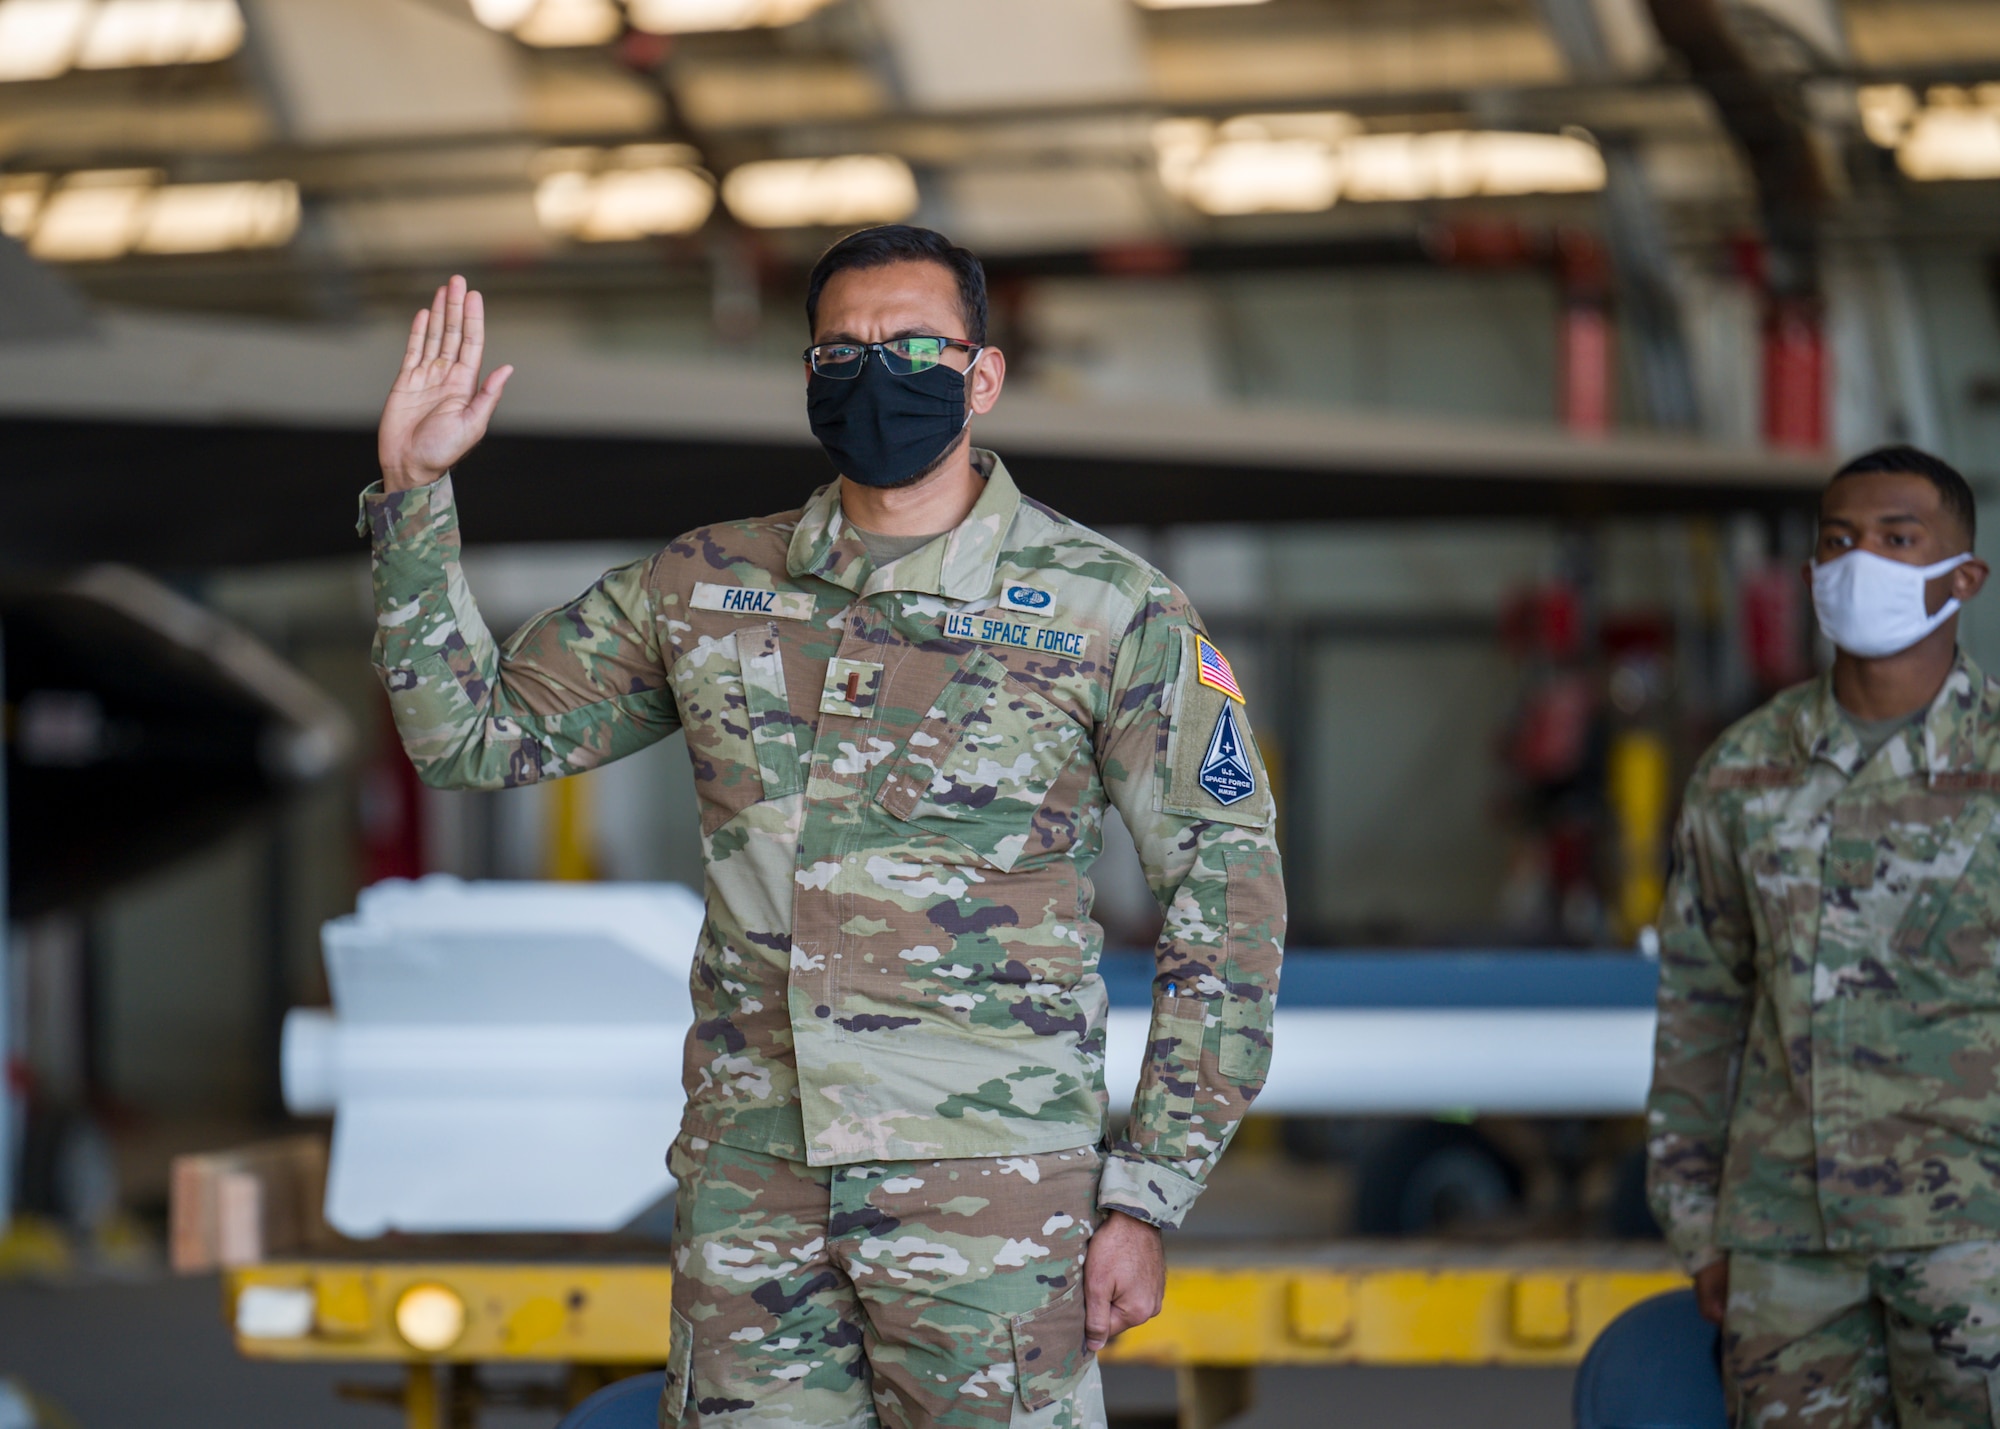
[{"xmin": 226, "ymin": 1244, "xmax": 1686, "ymax": 1429}]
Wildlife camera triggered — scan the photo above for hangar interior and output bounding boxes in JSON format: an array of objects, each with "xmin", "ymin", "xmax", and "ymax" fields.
[{"xmin": 2, "ymin": 0, "xmax": 2000, "ymax": 1425}]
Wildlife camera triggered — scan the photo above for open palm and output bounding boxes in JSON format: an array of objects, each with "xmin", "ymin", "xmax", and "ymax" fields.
[{"xmin": 378, "ymin": 274, "xmax": 514, "ymax": 492}]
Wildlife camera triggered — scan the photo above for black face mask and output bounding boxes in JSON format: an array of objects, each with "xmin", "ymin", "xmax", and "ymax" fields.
[{"xmin": 806, "ymin": 355, "xmax": 976, "ymax": 489}]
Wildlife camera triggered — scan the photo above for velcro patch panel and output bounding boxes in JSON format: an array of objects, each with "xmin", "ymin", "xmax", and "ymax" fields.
[
  {"xmin": 692, "ymin": 582, "xmax": 815, "ymax": 621},
  {"xmin": 943, "ymin": 611, "xmax": 1090, "ymax": 659}
]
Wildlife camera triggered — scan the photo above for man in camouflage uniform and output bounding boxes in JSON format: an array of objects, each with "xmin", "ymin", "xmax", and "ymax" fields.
[
  {"xmin": 1648, "ymin": 446, "xmax": 2000, "ymax": 1426},
  {"xmin": 365, "ymin": 228, "xmax": 1286, "ymax": 1428}
]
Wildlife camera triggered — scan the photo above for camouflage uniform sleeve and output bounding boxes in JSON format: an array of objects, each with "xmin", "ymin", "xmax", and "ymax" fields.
[
  {"xmin": 1645, "ymin": 781, "xmax": 1754, "ymax": 1273},
  {"xmin": 360, "ymin": 476, "xmax": 679, "ymax": 790},
  {"xmin": 1093, "ymin": 581, "xmax": 1286, "ymax": 1229}
]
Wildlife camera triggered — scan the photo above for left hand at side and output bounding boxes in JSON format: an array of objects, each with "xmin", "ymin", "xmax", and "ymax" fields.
[{"xmin": 1084, "ymin": 1210, "xmax": 1166, "ymax": 1353}]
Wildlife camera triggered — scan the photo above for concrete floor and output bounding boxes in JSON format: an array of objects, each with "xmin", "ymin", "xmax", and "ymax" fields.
[{"xmin": 0, "ymin": 1274, "xmax": 1574, "ymax": 1429}]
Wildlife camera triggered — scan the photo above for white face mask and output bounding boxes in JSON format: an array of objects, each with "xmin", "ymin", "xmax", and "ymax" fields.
[{"xmin": 1811, "ymin": 549, "xmax": 1972, "ymax": 658}]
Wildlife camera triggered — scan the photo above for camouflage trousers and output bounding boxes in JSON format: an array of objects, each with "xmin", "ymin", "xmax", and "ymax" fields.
[
  {"xmin": 1724, "ymin": 1242, "xmax": 2000, "ymax": 1427},
  {"xmin": 660, "ymin": 1136, "xmax": 1106, "ymax": 1429}
]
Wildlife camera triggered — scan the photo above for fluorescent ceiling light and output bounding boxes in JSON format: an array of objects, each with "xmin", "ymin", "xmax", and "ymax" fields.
[
  {"xmin": 19, "ymin": 170, "xmax": 299, "ymax": 259},
  {"xmin": 626, "ymin": 0, "xmax": 834, "ymax": 32},
  {"xmin": 0, "ymin": 0, "xmax": 241, "ymax": 79},
  {"xmin": 0, "ymin": 0, "xmax": 92, "ymax": 80},
  {"xmin": 136, "ymin": 179, "xmax": 298, "ymax": 253},
  {"xmin": 535, "ymin": 147, "xmax": 714, "ymax": 239},
  {"xmin": 0, "ymin": 173, "xmax": 49, "ymax": 237},
  {"xmin": 1177, "ymin": 138, "xmax": 1341, "ymax": 214},
  {"xmin": 1857, "ymin": 83, "xmax": 1917, "ymax": 148},
  {"xmin": 1131, "ymin": 0, "xmax": 1270, "ymax": 7},
  {"xmin": 75, "ymin": 0, "xmax": 242, "ymax": 69},
  {"xmin": 1343, "ymin": 132, "xmax": 1604, "ymax": 201},
  {"xmin": 1155, "ymin": 115, "xmax": 1604, "ymax": 214},
  {"xmin": 514, "ymin": 0, "xmax": 621, "ymax": 46},
  {"xmin": 1341, "ymin": 134, "xmax": 1452, "ymax": 202},
  {"xmin": 1154, "ymin": 111, "xmax": 1360, "ymax": 214},
  {"xmin": 582, "ymin": 169, "xmax": 714, "ymax": 238},
  {"xmin": 1899, "ymin": 106, "xmax": 2000, "ymax": 181},
  {"xmin": 1871, "ymin": 85, "xmax": 2000, "ymax": 181},
  {"xmin": 721, "ymin": 154, "xmax": 918, "ymax": 228},
  {"xmin": 1470, "ymin": 132, "xmax": 1605, "ymax": 194},
  {"xmin": 29, "ymin": 169, "xmax": 158, "ymax": 261},
  {"xmin": 469, "ymin": 0, "xmax": 537, "ymax": 27}
]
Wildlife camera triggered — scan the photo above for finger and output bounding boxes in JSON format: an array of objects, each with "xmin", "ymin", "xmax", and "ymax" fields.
[
  {"xmin": 1104, "ymin": 1288, "xmax": 1152, "ymax": 1336},
  {"xmin": 466, "ymin": 364, "xmax": 513, "ymax": 426},
  {"xmin": 1084, "ymin": 1272, "xmax": 1114, "ymax": 1353},
  {"xmin": 399, "ymin": 308, "xmax": 429, "ymax": 374},
  {"xmin": 1096, "ymin": 1301, "xmax": 1140, "ymax": 1350},
  {"xmin": 439, "ymin": 274, "xmax": 467, "ymax": 367},
  {"xmin": 420, "ymin": 284, "xmax": 447, "ymax": 364},
  {"xmin": 459, "ymin": 287, "xmax": 486, "ymax": 374}
]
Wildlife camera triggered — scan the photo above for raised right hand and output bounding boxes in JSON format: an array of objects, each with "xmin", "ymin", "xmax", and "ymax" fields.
[{"xmin": 378, "ymin": 274, "xmax": 514, "ymax": 492}]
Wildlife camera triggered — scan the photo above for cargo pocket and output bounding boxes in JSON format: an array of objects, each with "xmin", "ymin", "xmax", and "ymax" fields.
[
  {"xmin": 673, "ymin": 630, "xmax": 758, "ymax": 833},
  {"xmin": 739, "ymin": 625, "xmax": 806, "ymax": 800},
  {"xmin": 661, "ymin": 1309, "xmax": 693, "ymax": 1426},
  {"xmin": 1013, "ymin": 1278, "xmax": 1090, "ymax": 1413}
]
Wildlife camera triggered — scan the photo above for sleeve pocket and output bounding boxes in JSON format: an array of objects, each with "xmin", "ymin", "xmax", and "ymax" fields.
[
  {"xmin": 661, "ymin": 1308, "xmax": 693, "ymax": 1425},
  {"xmin": 1216, "ymin": 998, "xmax": 1273, "ymax": 1086},
  {"xmin": 1012, "ymin": 1277, "xmax": 1091, "ymax": 1412}
]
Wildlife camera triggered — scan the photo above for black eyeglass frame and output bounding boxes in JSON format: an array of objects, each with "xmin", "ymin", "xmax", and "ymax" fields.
[{"xmin": 802, "ymin": 337, "xmax": 985, "ymax": 379}]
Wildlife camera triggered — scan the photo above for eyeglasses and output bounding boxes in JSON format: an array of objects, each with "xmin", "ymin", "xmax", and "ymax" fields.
[{"xmin": 803, "ymin": 337, "xmax": 982, "ymax": 380}]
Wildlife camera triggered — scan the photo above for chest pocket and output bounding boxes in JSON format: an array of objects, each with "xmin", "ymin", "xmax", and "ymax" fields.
[
  {"xmin": 876, "ymin": 648, "xmax": 1088, "ymax": 872},
  {"xmin": 1887, "ymin": 792, "xmax": 2000, "ymax": 994},
  {"xmin": 671, "ymin": 623, "xmax": 806, "ymax": 833}
]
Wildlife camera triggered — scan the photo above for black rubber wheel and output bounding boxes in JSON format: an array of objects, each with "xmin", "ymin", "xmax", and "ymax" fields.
[
  {"xmin": 1605, "ymin": 1144, "xmax": 1664, "ymax": 1239},
  {"xmin": 1278, "ymin": 1116, "xmax": 1349, "ymax": 1164},
  {"xmin": 1352, "ymin": 1121, "xmax": 1523, "ymax": 1236}
]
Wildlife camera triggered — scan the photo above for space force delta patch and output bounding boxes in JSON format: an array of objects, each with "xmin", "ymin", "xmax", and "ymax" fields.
[
  {"xmin": 944, "ymin": 611, "xmax": 1090, "ymax": 658},
  {"xmin": 1199, "ymin": 702, "xmax": 1257, "ymax": 806}
]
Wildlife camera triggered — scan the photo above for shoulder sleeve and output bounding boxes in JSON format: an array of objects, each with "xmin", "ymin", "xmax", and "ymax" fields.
[
  {"xmin": 1093, "ymin": 576, "xmax": 1287, "ymax": 1229},
  {"xmin": 1645, "ymin": 774, "xmax": 1755, "ymax": 1272},
  {"xmin": 363, "ymin": 476, "xmax": 681, "ymax": 790}
]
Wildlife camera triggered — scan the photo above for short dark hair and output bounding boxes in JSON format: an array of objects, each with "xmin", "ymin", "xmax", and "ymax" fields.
[
  {"xmin": 1826, "ymin": 444, "xmax": 1977, "ymax": 542},
  {"xmin": 805, "ymin": 225, "xmax": 989, "ymax": 346}
]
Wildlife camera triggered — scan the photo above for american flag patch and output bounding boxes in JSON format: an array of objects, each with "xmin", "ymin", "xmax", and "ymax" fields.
[{"xmin": 1195, "ymin": 635, "xmax": 1244, "ymax": 703}]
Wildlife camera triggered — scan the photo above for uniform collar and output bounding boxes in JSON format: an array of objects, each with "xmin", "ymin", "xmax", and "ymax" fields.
[
  {"xmin": 1795, "ymin": 647, "xmax": 1992, "ymax": 781},
  {"xmin": 786, "ymin": 448, "xmax": 1020, "ymax": 602}
]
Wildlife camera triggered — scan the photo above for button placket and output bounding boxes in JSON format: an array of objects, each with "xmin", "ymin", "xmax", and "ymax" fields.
[
  {"xmin": 1812, "ymin": 790, "xmax": 1882, "ymax": 1244},
  {"xmin": 789, "ymin": 606, "xmax": 869, "ymax": 1055},
  {"xmin": 792, "ymin": 601, "xmax": 898, "ymax": 1060}
]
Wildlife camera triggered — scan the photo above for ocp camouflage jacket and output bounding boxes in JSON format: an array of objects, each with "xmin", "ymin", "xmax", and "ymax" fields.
[
  {"xmin": 362, "ymin": 451, "xmax": 1286, "ymax": 1228},
  {"xmin": 1648, "ymin": 651, "xmax": 2000, "ymax": 1268}
]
